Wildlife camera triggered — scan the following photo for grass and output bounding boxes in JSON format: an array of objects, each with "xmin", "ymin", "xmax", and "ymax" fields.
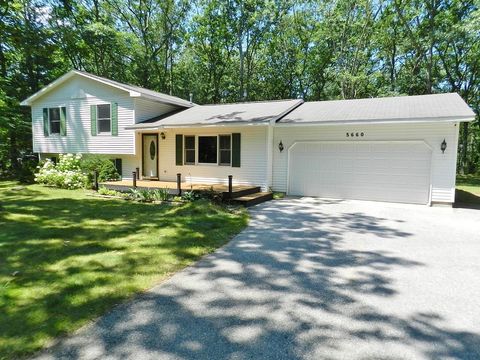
[
  {"xmin": 0, "ymin": 182, "xmax": 248, "ymax": 359},
  {"xmin": 456, "ymin": 174, "xmax": 480, "ymax": 204}
]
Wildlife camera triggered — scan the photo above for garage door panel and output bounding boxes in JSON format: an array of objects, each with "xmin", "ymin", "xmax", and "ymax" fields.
[{"xmin": 288, "ymin": 141, "xmax": 432, "ymax": 204}]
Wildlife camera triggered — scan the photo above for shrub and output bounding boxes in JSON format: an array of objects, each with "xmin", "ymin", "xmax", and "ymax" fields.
[
  {"xmin": 199, "ymin": 186, "xmax": 223, "ymax": 203},
  {"xmin": 151, "ymin": 188, "xmax": 170, "ymax": 201},
  {"xmin": 182, "ymin": 191, "xmax": 200, "ymax": 202},
  {"xmin": 81, "ymin": 157, "xmax": 120, "ymax": 186},
  {"xmin": 98, "ymin": 186, "xmax": 122, "ymax": 197},
  {"xmin": 35, "ymin": 154, "xmax": 88, "ymax": 189},
  {"xmin": 127, "ymin": 188, "xmax": 155, "ymax": 202}
]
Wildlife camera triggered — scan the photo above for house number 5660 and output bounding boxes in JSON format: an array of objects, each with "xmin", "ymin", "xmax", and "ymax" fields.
[{"xmin": 346, "ymin": 132, "xmax": 365, "ymax": 137}]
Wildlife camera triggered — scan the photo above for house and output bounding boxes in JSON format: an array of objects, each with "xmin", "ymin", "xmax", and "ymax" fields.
[{"xmin": 21, "ymin": 70, "xmax": 476, "ymax": 205}]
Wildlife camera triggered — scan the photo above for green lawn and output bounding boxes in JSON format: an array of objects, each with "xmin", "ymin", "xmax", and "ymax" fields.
[
  {"xmin": 456, "ymin": 174, "xmax": 480, "ymax": 204},
  {"xmin": 0, "ymin": 182, "xmax": 248, "ymax": 359}
]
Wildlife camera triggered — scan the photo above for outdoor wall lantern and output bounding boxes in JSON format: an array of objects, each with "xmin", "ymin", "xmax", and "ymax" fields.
[
  {"xmin": 160, "ymin": 132, "xmax": 166, "ymax": 140},
  {"xmin": 441, "ymin": 138, "xmax": 447, "ymax": 153},
  {"xmin": 278, "ymin": 140, "xmax": 284, "ymax": 152}
]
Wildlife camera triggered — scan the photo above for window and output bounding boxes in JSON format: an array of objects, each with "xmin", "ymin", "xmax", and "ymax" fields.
[
  {"xmin": 198, "ymin": 136, "xmax": 217, "ymax": 164},
  {"xmin": 219, "ymin": 135, "xmax": 231, "ymax": 165},
  {"xmin": 49, "ymin": 108, "xmax": 60, "ymax": 134},
  {"xmin": 184, "ymin": 136, "xmax": 196, "ymax": 165},
  {"xmin": 97, "ymin": 104, "xmax": 111, "ymax": 133}
]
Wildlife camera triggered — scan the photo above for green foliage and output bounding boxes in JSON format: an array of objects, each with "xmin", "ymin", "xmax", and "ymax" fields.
[
  {"xmin": 127, "ymin": 188, "xmax": 172, "ymax": 202},
  {"xmin": 199, "ymin": 186, "xmax": 223, "ymax": 203},
  {"xmin": 81, "ymin": 157, "xmax": 120, "ymax": 185},
  {"xmin": 1, "ymin": 0, "xmax": 479, "ymax": 175},
  {"xmin": 0, "ymin": 181, "xmax": 248, "ymax": 358},
  {"xmin": 35, "ymin": 154, "xmax": 88, "ymax": 189},
  {"xmin": 151, "ymin": 188, "xmax": 171, "ymax": 201},
  {"xmin": 181, "ymin": 190, "xmax": 201, "ymax": 202},
  {"xmin": 97, "ymin": 186, "xmax": 122, "ymax": 197},
  {"xmin": 273, "ymin": 192, "xmax": 285, "ymax": 200}
]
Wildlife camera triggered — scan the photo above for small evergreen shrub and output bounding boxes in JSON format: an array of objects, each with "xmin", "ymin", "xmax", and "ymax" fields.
[{"xmin": 81, "ymin": 157, "xmax": 120, "ymax": 186}]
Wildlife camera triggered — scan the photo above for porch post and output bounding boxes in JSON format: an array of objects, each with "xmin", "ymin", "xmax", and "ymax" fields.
[
  {"xmin": 177, "ymin": 173, "xmax": 182, "ymax": 196},
  {"xmin": 228, "ymin": 175, "xmax": 233, "ymax": 199},
  {"xmin": 132, "ymin": 171, "xmax": 137, "ymax": 188},
  {"xmin": 93, "ymin": 171, "xmax": 99, "ymax": 191}
]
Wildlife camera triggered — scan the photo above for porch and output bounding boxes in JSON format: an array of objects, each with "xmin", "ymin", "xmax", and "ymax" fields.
[{"xmin": 99, "ymin": 179, "xmax": 273, "ymax": 206}]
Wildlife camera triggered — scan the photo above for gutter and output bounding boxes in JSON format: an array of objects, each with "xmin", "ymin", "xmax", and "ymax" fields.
[{"xmin": 274, "ymin": 115, "xmax": 476, "ymax": 127}]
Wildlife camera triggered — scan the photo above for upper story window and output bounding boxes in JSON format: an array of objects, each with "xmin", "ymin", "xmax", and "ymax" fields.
[
  {"xmin": 184, "ymin": 135, "xmax": 196, "ymax": 165},
  {"xmin": 49, "ymin": 108, "xmax": 61, "ymax": 134},
  {"xmin": 97, "ymin": 104, "xmax": 111, "ymax": 133}
]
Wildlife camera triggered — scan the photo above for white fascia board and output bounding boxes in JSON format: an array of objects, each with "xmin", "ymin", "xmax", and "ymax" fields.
[
  {"xmin": 138, "ymin": 93, "xmax": 195, "ymax": 108},
  {"xmin": 20, "ymin": 70, "xmax": 134, "ymax": 106},
  {"xmin": 20, "ymin": 71, "xmax": 76, "ymax": 106},
  {"xmin": 125, "ymin": 122, "xmax": 270, "ymax": 131},
  {"xmin": 275, "ymin": 115, "xmax": 476, "ymax": 127}
]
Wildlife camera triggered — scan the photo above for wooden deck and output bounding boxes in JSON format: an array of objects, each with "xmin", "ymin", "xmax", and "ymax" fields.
[
  {"xmin": 100, "ymin": 180, "xmax": 256, "ymax": 193},
  {"xmin": 100, "ymin": 180, "xmax": 272, "ymax": 206}
]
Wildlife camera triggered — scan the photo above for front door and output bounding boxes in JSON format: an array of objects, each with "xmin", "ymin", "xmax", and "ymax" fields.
[{"xmin": 142, "ymin": 134, "xmax": 158, "ymax": 179}]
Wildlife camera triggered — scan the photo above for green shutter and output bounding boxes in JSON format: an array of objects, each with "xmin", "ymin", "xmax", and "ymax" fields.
[
  {"xmin": 90, "ymin": 105, "xmax": 97, "ymax": 136},
  {"xmin": 175, "ymin": 134, "xmax": 183, "ymax": 166},
  {"xmin": 43, "ymin": 108, "xmax": 49, "ymax": 136},
  {"xmin": 111, "ymin": 102, "xmax": 118, "ymax": 136},
  {"xmin": 232, "ymin": 133, "xmax": 241, "ymax": 167},
  {"xmin": 60, "ymin": 107, "xmax": 67, "ymax": 136}
]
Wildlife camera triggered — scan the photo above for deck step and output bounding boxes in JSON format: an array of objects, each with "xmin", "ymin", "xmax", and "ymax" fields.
[
  {"xmin": 222, "ymin": 186, "xmax": 261, "ymax": 200},
  {"xmin": 232, "ymin": 192, "xmax": 273, "ymax": 207}
]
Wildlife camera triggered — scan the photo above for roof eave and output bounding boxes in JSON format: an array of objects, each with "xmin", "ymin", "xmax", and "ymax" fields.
[
  {"xmin": 136, "ymin": 93, "xmax": 195, "ymax": 108},
  {"xmin": 20, "ymin": 70, "xmax": 77, "ymax": 106},
  {"xmin": 125, "ymin": 121, "xmax": 271, "ymax": 130},
  {"xmin": 276, "ymin": 115, "xmax": 476, "ymax": 126}
]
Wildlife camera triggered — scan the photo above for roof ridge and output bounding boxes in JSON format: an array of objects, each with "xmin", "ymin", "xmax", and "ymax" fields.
[
  {"xmin": 303, "ymin": 93, "xmax": 459, "ymax": 104},
  {"xmin": 199, "ymin": 99, "xmax": 301, "ymax": 106}
]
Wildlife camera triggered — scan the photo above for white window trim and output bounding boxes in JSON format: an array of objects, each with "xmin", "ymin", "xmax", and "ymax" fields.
[
  {"xmin": 97, "ymin": 103, "xmax": 112, "ymax": 135},
  {"xmin": 183, "ymin": 134, "xmax": 233, "ymax": 167},
  {"xmin": 184, "ymin": 135, "xmax": 196, "ymax": 165},
  {"xmin": 48, "ymin": 107, "xmax": 62, "ymax": 135},
  {"xmin": 197, "ymin": 135, "xmax": 219, "ymax": 166},
  {"xmin": 218, "ymin": 134, "xmax": 232, "ymax": 166}
]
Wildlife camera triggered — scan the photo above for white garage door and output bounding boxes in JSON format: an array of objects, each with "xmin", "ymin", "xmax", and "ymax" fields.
[{"xmin": 288, "ymin": 141, "xmax": 432, "ymax": 204}]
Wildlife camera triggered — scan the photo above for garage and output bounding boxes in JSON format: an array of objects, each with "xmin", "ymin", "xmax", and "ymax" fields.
[{"xmin": 288, "ymin": 141, "xmax": 432, "ymax": 204}]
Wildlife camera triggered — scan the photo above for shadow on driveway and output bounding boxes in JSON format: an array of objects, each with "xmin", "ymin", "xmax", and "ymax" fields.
[{"xmin": 35, "ymin": 198, "xmax": 480, "ymax": 360}]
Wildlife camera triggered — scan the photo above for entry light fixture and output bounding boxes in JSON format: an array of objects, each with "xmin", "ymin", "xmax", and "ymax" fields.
[
  {"xmin": 278, "ymin": 140, "xmax": 284, "ymax": 152},
  {"xmin": 160, "ymin": 132, "xmax": 166, "ymax": 140},
  {"xmin": 441, "ymin": 139, "xmax": 447, "ymax": 154}
]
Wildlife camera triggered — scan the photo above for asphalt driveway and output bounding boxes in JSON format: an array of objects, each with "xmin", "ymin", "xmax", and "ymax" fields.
[{"xmin": 35, "ymin": 198, "xmax": 480, "ymax": 360}]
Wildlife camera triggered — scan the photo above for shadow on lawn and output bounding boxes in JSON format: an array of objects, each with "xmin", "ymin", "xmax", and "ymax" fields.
[
  {"xmin": 32, "ymin": 198, "xmax": 480, "ymax": 360},
  {"xmin": 0, "ymin": 186, "xmax": 245, "ymax": 359}
]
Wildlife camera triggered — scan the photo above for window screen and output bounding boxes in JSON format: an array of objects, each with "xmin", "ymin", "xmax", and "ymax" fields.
[
  {"xmin": 198, "ymin": 136, "xmax": 217, "ymax": 164},
  {"xmin": 49, "ymin": 108, "xmax": 60, "ymax": 134},
  {"xmin": 184, "ymin": 136, "xmax": 195, "ymax": 165},
  {"xmin": 219, "ymin": 135, "xmax": 231, "ymax": 165},
  {"xmin": 97, "ymin": 104, "xmax": 111, "ymax": 133}
]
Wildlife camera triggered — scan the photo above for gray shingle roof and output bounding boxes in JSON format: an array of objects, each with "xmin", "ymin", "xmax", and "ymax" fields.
[
  {"xmin": 128, "ymin": 99, "xmax": 303, "ymax": 129},
  {"xmin": 279, "ymin": 93, "xmax": 475, "ymax": 124},
  {"xmin": 21, "ymin": 70, "xmax": 194, "ymax": 108},
  {"xmin": 74, "ymin": 71, "xmax": 194, "ymax": 107}
]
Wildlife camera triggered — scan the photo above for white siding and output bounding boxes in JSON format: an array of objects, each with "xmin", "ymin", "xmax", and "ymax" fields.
[
  {"xmin": 31, "ymin": 76, "xmax": 135, "ymax": 155},
  {"xmin": 149, "ymin": 126, "xmax": 269, "ymax": 189},
  {"xmin": 134, "ymin": 98, "xmax": 178, "ymax": 123},
  {"xmin": 273, "ymin": 122, "xmax": 459, "ymax": 203}
]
